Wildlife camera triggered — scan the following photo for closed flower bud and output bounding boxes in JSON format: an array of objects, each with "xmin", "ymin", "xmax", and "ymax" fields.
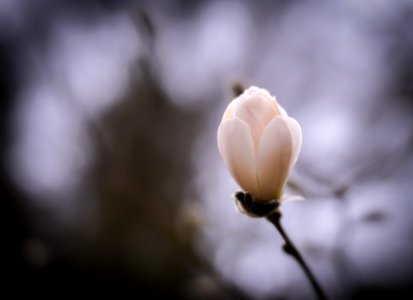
[{"xmin": 217, "ymin": 86, "xmax": 302, "ymax": 202}]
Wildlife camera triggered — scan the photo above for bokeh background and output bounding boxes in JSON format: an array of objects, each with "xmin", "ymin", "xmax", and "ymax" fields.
[{"xmin": 1, "ymin": 0, "xmax": 413, "ymax": 299}]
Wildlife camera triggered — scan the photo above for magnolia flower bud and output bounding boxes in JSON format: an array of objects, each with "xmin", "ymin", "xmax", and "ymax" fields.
[{"xmin": 217, "ymin": 86, "xmax": 302, "ymax": 202}]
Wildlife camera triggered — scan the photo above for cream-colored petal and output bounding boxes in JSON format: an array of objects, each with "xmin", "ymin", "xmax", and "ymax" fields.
[
  {"xmin": 282, "ymin": 194, "xmax": 305, "ymax": 201},
  {"xmin": 244, "ymin": 86, "xmax": 273, "ymax": 101},
  {"xmin": 277, "ymin": 102, "xmax": 289, "ymax": 117},
  {"xmin": 283, "ymin": 117, "xmax": 302, "ymax": 166},
  {"xmin": 234, "ymin": 96, "xmax": 278, "ymax": 152},
  {"xmin": 256, "ymin": 117, "xmax": 293, "ymax": 201},
  {"xmin": 238, "ymin": 87, "xmax": 281, "ymax": 116},
  {"xmin": 217, "ymin": 118, "xmax": 259, "ymax": 196},
  {"xmin": 221, "ymin": 100, "xmax": 236, "ymax": 121}
]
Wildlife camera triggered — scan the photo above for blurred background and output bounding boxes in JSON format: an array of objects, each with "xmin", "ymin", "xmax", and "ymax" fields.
[{"xmin": 1, "ymin": 0, "xmax": 413, "ymax": 299}]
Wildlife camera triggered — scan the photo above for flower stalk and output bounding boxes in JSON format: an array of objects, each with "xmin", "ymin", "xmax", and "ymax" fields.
[
  {"xmin": 235, "ymin": 192, "xmax": 328, "ymax": 300},
  {"xmin": 266, "ymin": 210, "xmax": 328, "ymax": 300}
]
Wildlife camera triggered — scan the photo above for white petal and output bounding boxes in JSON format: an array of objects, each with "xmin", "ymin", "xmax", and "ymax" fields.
[
  {"xmin": 256, "ymin": 117, "xmax": 293, "ymax": 201},
  {"xmin": 244, "ymin": 86, "xmax": 274, "ymax": 102},
  {"xmin": 233, "ymin": 96, "xmax": 278, "ymax": 152},
  {"xmin": 283, "ymin": 117, "xmax": 302, "ymax": 166},
  {"xmin": 282, "ymin": 194, "xmax": 305, "ymax": 201},
  {"xmin": 222, "ymin": 100, "xmax": 236, "ymax": 121},
  {"xmin": 277, "ymin": 103, "xmax": 289, "ymax": 117},
  {"xmin": 217, "ymin": 118, "xmax": 259, "ymax": 196},
  {"xmin": 238, "ymin": 86, "xmax": 285, "ymax": 118}
]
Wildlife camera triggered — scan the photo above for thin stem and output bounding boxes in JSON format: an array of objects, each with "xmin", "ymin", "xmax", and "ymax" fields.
[{"xmin": 266, "ymin": 211, "xmax": 328, "ymax": 300}]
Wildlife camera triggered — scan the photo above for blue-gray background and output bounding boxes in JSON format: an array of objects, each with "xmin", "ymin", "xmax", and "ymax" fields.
[{"xmin": 1, "ymin": 0, "xmax": 413, "ymax": 299}]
